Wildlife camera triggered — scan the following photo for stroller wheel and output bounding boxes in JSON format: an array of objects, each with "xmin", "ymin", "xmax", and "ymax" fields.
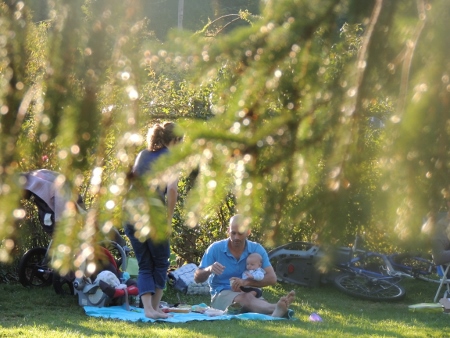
[
  {"xmin": 53, "ymin": 272, "xmax": 75, "ymax": 296},
  {"xmin": 18, "ymin": 247, "xmax": 53, "ymax": 287}
]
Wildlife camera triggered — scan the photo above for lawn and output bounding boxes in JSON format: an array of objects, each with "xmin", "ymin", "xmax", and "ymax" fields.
[{"xmin": 0, "ymin": 278, "xmax": 446, "ymax": 337}]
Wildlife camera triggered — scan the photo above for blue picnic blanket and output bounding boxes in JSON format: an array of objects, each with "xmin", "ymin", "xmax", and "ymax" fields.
[{"xmin": 84, "ymin": 304, "xmax": 295, "ymax": 323}]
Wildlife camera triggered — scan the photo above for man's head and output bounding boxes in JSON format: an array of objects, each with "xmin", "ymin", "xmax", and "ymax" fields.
[{"xmin": 228, "ymin": 214, "xmax": 251, "ymax": 249}]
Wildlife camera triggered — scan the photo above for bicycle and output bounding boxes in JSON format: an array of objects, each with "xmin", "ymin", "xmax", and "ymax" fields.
[
  {"xmin": 267, "ymin": 239, "xmax": 437, "ymax": 301},
  {"xmin": 332, "ymin": 246, "xmax": 407, "ymax": 301}
]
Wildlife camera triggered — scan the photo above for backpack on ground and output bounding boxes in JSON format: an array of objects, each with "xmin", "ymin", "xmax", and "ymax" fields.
[{"xmin": 167, "ymin": 263, "xmax": 210, "ymax": 295}]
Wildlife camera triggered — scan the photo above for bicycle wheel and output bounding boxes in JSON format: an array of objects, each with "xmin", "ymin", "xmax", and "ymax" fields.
[
  {"xmin": 334, "ymin": 273, "xmax": 406, "ymax": 301},
  {"xmin": 18, "ymin": 247, "xmax": 53, "ymax": 287}
]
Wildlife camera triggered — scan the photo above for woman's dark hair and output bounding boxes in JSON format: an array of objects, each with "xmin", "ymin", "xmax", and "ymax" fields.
[{"xmin": 147, "ymin": 122, "xmax": 182, "ymax": 151}]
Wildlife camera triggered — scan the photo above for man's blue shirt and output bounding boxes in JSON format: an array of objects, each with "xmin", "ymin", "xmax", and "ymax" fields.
[{"xmin": 198, "ymin": 239, "xmax": 271, "ymax": 296}]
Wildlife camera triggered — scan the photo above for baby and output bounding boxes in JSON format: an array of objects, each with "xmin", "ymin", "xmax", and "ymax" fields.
[
  {"xmin": 242, "ymin": 253, "xmax": 265, "ymax": 281},
  {"xmin": 240, "ymin": 252, "xmax": 265, "ymax": 298}
]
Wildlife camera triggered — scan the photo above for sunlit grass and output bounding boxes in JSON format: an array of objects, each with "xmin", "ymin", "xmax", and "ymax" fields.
[{"xmin": 0, "ymin": 278, "xmax": 447, "ymax": 337}]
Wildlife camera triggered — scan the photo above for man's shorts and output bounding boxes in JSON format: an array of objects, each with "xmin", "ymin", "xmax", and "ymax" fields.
[{"xmin": 211, "ymin": 290, "xmax": 242, "ymax": 310}]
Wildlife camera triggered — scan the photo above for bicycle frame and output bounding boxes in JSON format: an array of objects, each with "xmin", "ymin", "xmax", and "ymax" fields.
[
  {"xmin": 336, "ymin": 250, "xmax": 397, "ymax": 278},
  {"xmin": 338, "ymin": 235, "xmax": 438, "ymax": 282},
  {"xmin": 386, "ymin": 253, "xmax": 440, "ymax": 283},
  {"xmin": 336, "ymin": 249, "xmax": 402, "ymax": 282}
]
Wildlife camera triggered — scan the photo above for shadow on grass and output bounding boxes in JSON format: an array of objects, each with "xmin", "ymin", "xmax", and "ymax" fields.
[
  {"xmin": 289, "ymin": 277, "xmax": 446, "ymax": 337},
  {"xmin": 0, "ymin": 279, "xmax": 446, "ymax": 337}
]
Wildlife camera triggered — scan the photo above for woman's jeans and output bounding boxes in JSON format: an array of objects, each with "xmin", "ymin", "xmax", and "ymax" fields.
[{"xmin": 124, "ymin": 224, "xmax": 170, "ymax": 297}]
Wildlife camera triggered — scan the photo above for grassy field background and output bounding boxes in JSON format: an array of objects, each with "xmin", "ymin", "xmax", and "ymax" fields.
[{"xmin": 0, "ymin": 277, "xmax": 447, "ymax": 337}]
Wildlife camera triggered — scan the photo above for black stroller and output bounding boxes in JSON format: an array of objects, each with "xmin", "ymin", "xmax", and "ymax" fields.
[{"xmin": 18, "ymin": 169, "xmax": 129, "ymax": 297}]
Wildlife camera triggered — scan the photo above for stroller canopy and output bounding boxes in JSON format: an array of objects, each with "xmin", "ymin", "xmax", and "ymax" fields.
[{"xmin": 22, "ymin": 169, "xmax": 73, "ymax": 223}]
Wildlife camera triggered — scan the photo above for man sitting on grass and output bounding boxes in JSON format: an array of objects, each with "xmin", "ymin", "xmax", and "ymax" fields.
[{"xmin": 194, "ymin": 214, "xmax": 295, "ymax": 317}]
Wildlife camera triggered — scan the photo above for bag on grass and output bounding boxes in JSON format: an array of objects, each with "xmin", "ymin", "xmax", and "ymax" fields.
[{"xmin": 168, "ymin": 263, "xmax": 210, "ymax": 295}]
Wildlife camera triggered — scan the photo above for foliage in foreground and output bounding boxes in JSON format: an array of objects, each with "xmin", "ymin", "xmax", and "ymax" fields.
[
  {"xmin": 165, "ymin": 0, "xmax": 450, "ymax": 251},
  {"xmin": 0, "ymin": 0, "xmax": 449, "ymax": 275}
]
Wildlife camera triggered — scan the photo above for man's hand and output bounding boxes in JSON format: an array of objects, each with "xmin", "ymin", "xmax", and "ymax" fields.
[
  {"xmin": 194, "ymin": 262, "xmax": 225, "ymax": 283},
  {"xmin": 209, "ymin": 262, "xmax": 225, "ymax": 275},
  {"xmin": 229, "ymin": 277, "xmax": 249, "ymax": 292},
  {"xmin": 229, "ymin": 266, "xmax": 277, "ymax": 290}
]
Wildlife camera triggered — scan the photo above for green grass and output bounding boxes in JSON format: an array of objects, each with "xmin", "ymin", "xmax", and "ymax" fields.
[{"xmin": 0, "ymin": 278, "xmax": 447, "ymax": 337}]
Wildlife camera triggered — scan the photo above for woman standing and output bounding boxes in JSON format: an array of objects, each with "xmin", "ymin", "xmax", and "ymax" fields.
[{"xmin": 125, "ymin": 122, "xmax": 182, "ymax": 319}]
